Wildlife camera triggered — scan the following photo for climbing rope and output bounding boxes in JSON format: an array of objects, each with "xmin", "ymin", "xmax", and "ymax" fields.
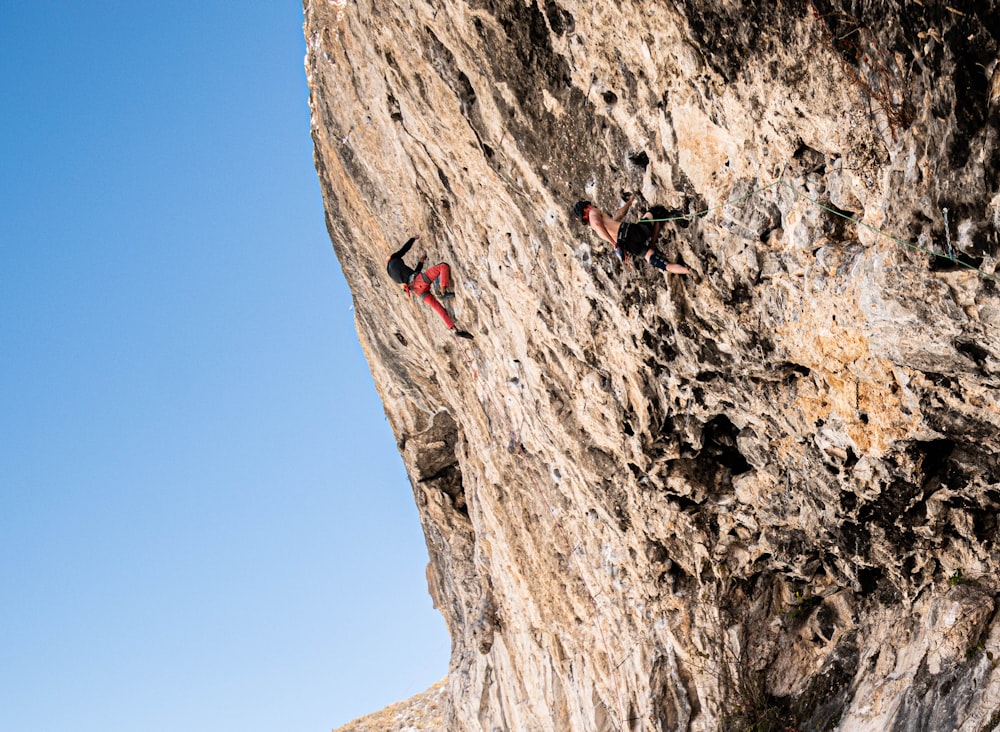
[
  {"xmin": 642, "ymin": 175, "xmax": 1000, "ymax": 285},
  {"xmin": 644, "ymin": 179, "xmax": 782, "ymax": 224},
  {"xmin": 641, "ymin": 180, "xmax": 780, "ymax": 222},
  {"xmin": 775, "ymin": 181, "xmax": 1000, "ymax": 285}
]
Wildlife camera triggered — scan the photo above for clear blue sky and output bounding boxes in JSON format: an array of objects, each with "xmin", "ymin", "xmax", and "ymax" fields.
[{"xmin": 0, "ymin": 3, "xmax": 449, "ymax": 731}]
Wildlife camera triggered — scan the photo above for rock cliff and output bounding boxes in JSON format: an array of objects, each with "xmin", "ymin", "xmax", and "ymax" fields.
[{"xmin": 305, "ymin": 1, "xmax": 1000, "ymax": 729}]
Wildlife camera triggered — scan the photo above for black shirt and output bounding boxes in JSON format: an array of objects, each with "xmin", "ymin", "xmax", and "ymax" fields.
[{"xmin": 386, "ymin": 237, "xmax": 422, "ymax": 284}]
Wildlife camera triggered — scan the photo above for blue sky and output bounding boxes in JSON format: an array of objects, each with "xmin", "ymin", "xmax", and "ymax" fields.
[{"xmin": 0, "ymin": 3, "xmax": 449, "ymax": 730}]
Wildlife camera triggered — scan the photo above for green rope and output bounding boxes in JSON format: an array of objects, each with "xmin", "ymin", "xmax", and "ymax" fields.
[
  {"xmin": 644, "ymin": 180, "xmax": 780, "ymax": 223},
  {"xmin": 777, "ymin": 181, "xmax": 1000, "ymax": 285},
  {"xmin": 642, "ymin": 175, "xmax": 1000, "ymax": 285}
]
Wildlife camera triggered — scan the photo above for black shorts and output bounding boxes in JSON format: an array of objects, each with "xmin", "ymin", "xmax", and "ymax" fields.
[{"xmin": 617, "ymin": 221, "xmax": 654, "ymax": 257}]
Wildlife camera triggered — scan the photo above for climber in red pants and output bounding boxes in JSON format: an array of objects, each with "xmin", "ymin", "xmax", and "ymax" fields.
[{"xmin": 386, "ymin": 235, "xmax": 474, "ymax": 339}]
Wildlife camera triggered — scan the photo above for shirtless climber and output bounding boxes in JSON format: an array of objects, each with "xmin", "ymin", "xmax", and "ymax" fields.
[
  {"xmin": 386, "ymin": 234, "xmax": 474, "ymax": 339},
  {"xmin": 573, "ymin": 196, "xmax": 691, "ymax": 275}
]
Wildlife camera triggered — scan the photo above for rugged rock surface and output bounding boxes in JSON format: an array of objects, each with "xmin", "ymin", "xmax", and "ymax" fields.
[{"xmin": 305, "ymin": 1, "xmax": 1000, "ymax": 729}]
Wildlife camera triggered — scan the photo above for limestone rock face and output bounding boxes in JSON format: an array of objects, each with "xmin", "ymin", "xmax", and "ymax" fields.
[{"xmin": 304, "ymin": 1, "xmax": 1000, "ymax": 729}]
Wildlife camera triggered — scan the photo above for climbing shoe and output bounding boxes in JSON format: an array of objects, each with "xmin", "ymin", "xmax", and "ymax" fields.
[
  {"xmin": 453, "ymin": 329, "xmax": 474, "ymax": 340},
  {"xmin": 440, "ymin": 290, "xmax": 455, "ymax": 299}
]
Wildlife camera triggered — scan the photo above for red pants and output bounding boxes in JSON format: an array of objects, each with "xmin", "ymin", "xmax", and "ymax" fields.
[{"xmin": 410, "ymin": 263, "xmax": 454, "ymax": 330}]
